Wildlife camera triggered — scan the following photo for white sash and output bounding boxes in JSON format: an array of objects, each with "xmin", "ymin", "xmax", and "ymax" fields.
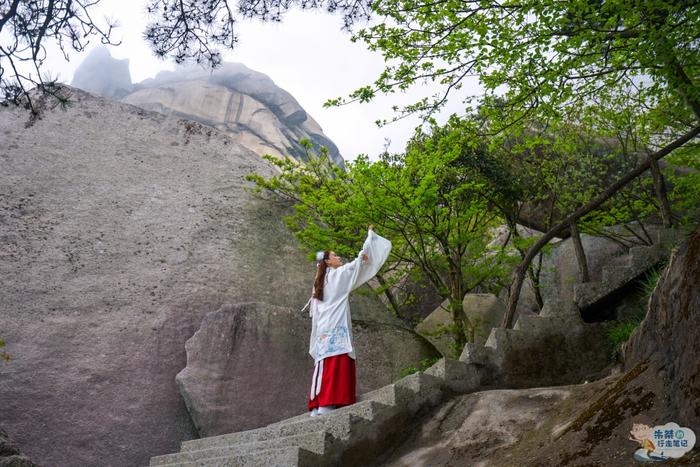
[{"xmin": 309, "ymin": 359, "xmax": 324, "ymax": 398}]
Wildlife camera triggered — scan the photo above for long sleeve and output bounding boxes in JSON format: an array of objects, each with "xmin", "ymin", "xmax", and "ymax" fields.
[{"xmin": 334, "ymin": 229, "xmax": 392, "ymax": 293}]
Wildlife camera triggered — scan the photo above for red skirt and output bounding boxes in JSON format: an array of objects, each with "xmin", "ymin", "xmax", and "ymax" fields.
[{"xmin": 308, "ymin": 353, "xmax": 356, "ymax": 410}]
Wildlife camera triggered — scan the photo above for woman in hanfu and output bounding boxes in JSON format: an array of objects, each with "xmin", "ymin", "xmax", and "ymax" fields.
[{"xmin": 306, "ymin": 226, "xmax": 392, "ymax": 417}]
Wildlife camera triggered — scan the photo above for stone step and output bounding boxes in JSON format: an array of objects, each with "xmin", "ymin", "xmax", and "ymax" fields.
[
  {"xmin": 628, "ymin": 245, "xmax": 653, "ymax": 268},
  {"xmin": 538, "ymin": 300, "xmax": 584, "ymax": 330},
  {"xmin": 513, "ymin": 314, "xmax": 548, "ymax": 333},
  {"xmin": 540, "ymin": 299, "xmax": 580, "ymax": 319},
  {"xmin": 150, "ymin": 431, "xmax": 331, "ymax": 466},
  {"xmin": 575, "ymin": 244, "xmax": 666, "ymax": 309},
  {"xmin": 629, "ymin": 245, "xmax": 664, "ymax": 270},
  {"xmin": 423, "ymin": 358, "xmax": 480, "ymax": 393},
  {"xmin": 573, "ymin": 281, "xmax": 605, "ymax": 309},
  {"xmin": 391, "ymin": 370, "xmax": 444, "ymax": 413},
  {"xmin": 485, "ymin": 326, "xmax": 520, "ymax": 351},
  {"xmin": 358, "ymin": 382, "xmax": 398, "ymax": 406},
  {"xmin": 154, "ymin": 370, "xmax": 446, "ymax": 467},
  {"xmin": 150, "ymin": 445, "xmax": 323, "ymax": 467},
  {"xmin": 181, "ymin": 400, "xmax": 388, "ymax": 452},
  {"xmin": 459, "ymin": 342, "xmax": 499, "ymax": 366},
  {"xmin": 265, "ymin": 391, "xmax": 390, "ymax": 428},
  {"xmin": 601, "ymin": 265, "xmax": 623, "ymax": 285}
]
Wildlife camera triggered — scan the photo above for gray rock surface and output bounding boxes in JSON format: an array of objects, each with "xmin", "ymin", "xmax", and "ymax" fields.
[
  {"xmin": 624, "ymin": 224, "xmax": 700, "ymax": 426},
  {"xmin": 176, "ymin": 301, "xmax": 438, "ymax": 437},
  {"xmin": 415, "ymin": 294, "xmax": 508, "ymax": 356},
  {"xmin": 480, "ymin": 224, "xmax": 700, "ymax": 466},
  {"xmin": 0, "ymin": 427, "xmax": 37, "ymax": 467},
  {"xmin": 380, "ymin": 387, "xmax": 574, "ymax": 467},
  {"xmin": 462, "ymin": 293, "xmax": 505, "ymax": 344},
  {"xmin": 0, "ymin": 87, "xmax": 424, "ymax": 467},
  {"xmin": 414, "ymin": 300, "xmax": 453, "ymax": 357},
  {"xmin": 457, "ymin": 298, "xmax": 614, "ymax": 389},
  {"xmin": 71, "ymin": 48, "xmax": 344, "ymax": 167}
]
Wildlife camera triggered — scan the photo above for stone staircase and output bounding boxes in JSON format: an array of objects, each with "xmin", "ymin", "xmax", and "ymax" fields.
[
  {"xmin": 149, "ymin": 230, "xmax": 680, "ymax": 466},
  {"xmin": 460, "ymin": 229, "xmax": 678, "ymax": 389},
  {"xmin": 460, "ymin": 298, "xmax": 613, "ymax": 388},
  {"xmin": 148, "ymin": 359, "xmax": 480, "ymax": 467}
]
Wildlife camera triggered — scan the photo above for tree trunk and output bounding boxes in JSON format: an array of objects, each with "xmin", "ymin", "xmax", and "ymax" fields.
[
  {"xmin": 502, "ymin": 125, "xmax": 700, "ymax": 329},
  {"xmin": 647, "ymin": 155, "xmax": 673, "ymax": 228},
  {"xmin": 508, "ymin": 218, "xmax": 545, "ymax": 310},
  {"xmin": 570, "ymin": 221, "xmax": 590, "ymax": 283},
  {"xmin": 527, "ymin": 261, "xmax": 544, "ymax": 310},
  {"xmin": 375, "ymin": 274, "xmax": 402, "ymax": 317},
  {"xmin": 449, "ymin": 298, "xmax": 466, "ymax": 357}
]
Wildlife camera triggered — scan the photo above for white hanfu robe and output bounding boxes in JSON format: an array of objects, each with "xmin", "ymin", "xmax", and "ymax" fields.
[{"xmin": 308, "ymin": 229, "xmax": 392, "ymax": 398}]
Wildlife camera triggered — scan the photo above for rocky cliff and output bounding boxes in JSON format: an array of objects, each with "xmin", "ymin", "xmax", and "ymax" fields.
[
  {"xmin": 0, "ymin": 87, "xmax": 436, "ymax": 467},
  {"xmin": 71, "ymin": 48, "xmax": 344, "ymax": 167}
]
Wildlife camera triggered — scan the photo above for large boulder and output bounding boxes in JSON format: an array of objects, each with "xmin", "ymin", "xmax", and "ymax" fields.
[
  {"xmin": 415, "ymin": 300, "xmax": 453, "ymax": 357},
  {"xmin": 0, "ymin": 87, "xmax": 430, "ymax": 467},
  {"xmin": 379, "ymin": 386, "xmax": 577, "ymax": 466},
  {"xmin": 624, "ymin": 224, "xmax": 700, "ymax": 425},
  {"xmin": 176, "ymin": 301, "xmax": 439, "ymax": 436},
  {"xmin": 462, "ymin": 293, "xmax": 506, "ymax": 344},
  {"xmin": 415, "ymin": 293, "xmax": 508, "ymax": 357}
]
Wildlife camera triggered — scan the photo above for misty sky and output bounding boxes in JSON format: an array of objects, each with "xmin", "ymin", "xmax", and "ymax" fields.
[{"xmin": 37, "ymin": 0, "xmax": 482, "ymax": 160}]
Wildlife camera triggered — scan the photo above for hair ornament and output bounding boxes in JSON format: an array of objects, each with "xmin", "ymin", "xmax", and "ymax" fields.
[{"xmin": 315, "ymin": 251, "xmax": 325, "ymax": 262}]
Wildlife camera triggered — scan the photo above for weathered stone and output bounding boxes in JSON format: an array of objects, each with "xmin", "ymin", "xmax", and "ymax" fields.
[
  {"xmin": 176, "ymin": 302, "xmax": 438, "ymax": 437},
  {"xmin": 484, "ymin": 324, "xmax": 613, "ymax": 388},
  {"xmin": 573, "ymin": 243, "xmax": 667, "ymax": 311},
  {"xmin": 476, "ymin": 224, "xmax": 700, "ymax": 466},
  {"xmin": 0, "ymin": 87, "xmax": 409, "ymax": 467},
  {"xmin": 71, "ymin": 49, "xmax": 344, "ymax": 167},
  {"xmin": 380, "ymin": 386, "xmax": 575, "ymax": 466},
  {"xmin": 414, "ymin": 300, "xmax": 453, "ymax": 357},
  {"xmin": 423, "ymin": 358, "xmax": 481, "ymax": 393},
  {"xmin": 379, "ymin": 267, "xmax": 444, "ymax": 323},
  {"xmin": 149, "ymin": 224, "xmax": 699, "ymax": 467},
  {"xmin": 462, "ymin": 293, "xmax": 506, "ymax": 344},
  {"xmin": 0, "ymin": 428, "xmax": 20, "ymax": 458},
  {"xmin": 0, "ymin": 428, "xmax": 36, "ymax": 467},
  {"xmin": 458, "ymin": 342, "xmax": 499, "ymax": 367},
  {"xmin": 624, "ymin": 224, "xmax": 700, "ymax": 427}
]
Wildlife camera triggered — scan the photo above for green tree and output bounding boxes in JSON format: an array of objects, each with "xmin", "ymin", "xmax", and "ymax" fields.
[
  {"xmin": 0, "ymin": 0, "xmax": 119, "ymax": 115},
  {"xmin": 6, "ymin": 0, "xmax": 699, "ymax": 328},
  {"xmin": 248, "ymin": 128, "xmax": 515, "ymax": 351}
]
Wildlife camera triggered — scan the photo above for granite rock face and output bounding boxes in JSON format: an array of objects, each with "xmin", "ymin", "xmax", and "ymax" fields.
[
  {"xmin": 414, "ymin": 300, "xmax": 453, "ymax": 357},
  {"xmin": 624, "ymin": 224, "xmax": 700, "ymax": 426},
  {"xmin": 381, "ymin": 386, "xmax": 575, "ymax": 467},
  {"xmin": 390, "ymin": 224, "xmax": 699, "ymax": 467},
  {"xmin": 0, "ymin": 427, "xmax": 37, "ymax": 467},
  {"xmin": 416, "ymin": 294, "xmax": 513, "ymax": 357},
  {"xmin": 71, "ymin": 48, "xmax": 343, "ymax": 167},
  {"xmin": 176, "ymin": 302, "xmax": 439, "ymax": 437},
  {"xmin": 0, "ymin": 88, "xmax": 426, "ymax": 467},
  {"xmin": 462, "ymin": 293, "xmax": 505, "ymax": 344}
]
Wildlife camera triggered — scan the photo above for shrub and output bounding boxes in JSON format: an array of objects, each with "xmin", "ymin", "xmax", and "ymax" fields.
[{"xmin": 398, "ymin": 356, "xmax": 441, "ymax": 378}]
